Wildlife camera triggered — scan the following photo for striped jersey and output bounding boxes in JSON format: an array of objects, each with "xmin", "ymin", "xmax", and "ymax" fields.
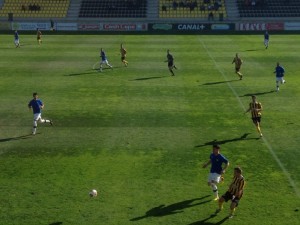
[
  {"xmin": 228, "ymin": 175, "xmax": 245, "ymax": 196},
  {"xmin": 249, "ymin": 102, "xmax": 262, "ymax": 118}
]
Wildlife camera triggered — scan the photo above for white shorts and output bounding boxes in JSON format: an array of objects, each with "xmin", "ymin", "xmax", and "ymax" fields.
[
  {"xmin": 14, "ymin": 39, "xmax": 19, "ymax": 45},
  {"xmin": 100, "ymin": 59, "xmax": 109, "ymax": 65},
  {"xmin": 208, "ymin": 172, "xmax": 221, "ymax": 183},
  {"xmin": 33, "ymin": 113, "xmax": 42, "ymax": 121},
  {"xmin": 276, "ymin": 77, "xmax": 285, "ymax": 83},
  {"xmin": 264, "ymin": 39, "xmax": 269, "ymax": 45}
]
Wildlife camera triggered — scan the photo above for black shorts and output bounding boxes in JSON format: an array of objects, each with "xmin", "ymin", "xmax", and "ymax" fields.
[
  {"xmin": 222, "ymin": 191, "xmax": 241, "ymax": 207},
  {"xmin": 168, "ymin": 62, "xmax": 174, "ymax": 67},
  {"xmin": 235, "ymin": 67, "xmax": 240, "ymax": 72},
  {"xmin": 121, "ymin": 56, "xmax": 125, "ymax": 61},
  {"xmin": 252, "ymin": 117, "xmax": 261, "ymax": 124}
]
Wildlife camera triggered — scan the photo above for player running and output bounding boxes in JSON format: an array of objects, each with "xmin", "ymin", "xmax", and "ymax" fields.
[
  {"xmin": 99, "ymin": 48, "xmax": 113, "ymax": 72},
  {"xmin": 203, "ymin": 145, "xmax": 230, "ymax": 200},
  {"xmin": 120, "ymin": 43, "xmax": 128, "ymax": 67},
  {"xmin": 245, "ymin": 95, "xmax": 263, "ymax": 137},
  {"xmin": 232, "ymin": 53, "xmax": 243, "ymax": 80},
  {"xmin": 14, "ymin": 30, "xmax": 20, "ymax": 48},
  {"xmin": 37, "ymin": 28, "xmax": 42, "ymax": 44},
  {"xmin": 28, "ymin": 92, "xmax": 53, "ymax": 135},
  {"xmin": 165, "ymin": 49, "xmax": 177, "ymax": 76},
  {"xmin": 274, "ymin": 62, "xmax": 286, "ymax": 92},
  {"xmin": 215, "ymin": 167, "xmax": 245, "ymax": 219},
  {"xmin": 264, "ymin": 31, "xmax": 269, "ymax": 49}
]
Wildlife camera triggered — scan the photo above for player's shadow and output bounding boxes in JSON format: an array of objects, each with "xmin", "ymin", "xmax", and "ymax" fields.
[
  {"xmin": 131, "ymin": 76, "xmax": 167, "ymax": 81},
  {"xmin": 130, "ymin": 195, "xmax": 211, "ymax": 221},
  {"xmin": 0, "ymin": 134, "xmax": 32, "ymax": 143},
  {"xmin": 66, "ymin": 71, "xmax": 96, "ymax": 76},
  {"xmin": 240, "ymin": 90, "xmax": 275, "ymax": 97},
  {"xmin": 194, "ymin": 133, "xmax": 260, "ymax": 148},
  {"xmin": 243, "ymin": 49, "xmax": 264, "ymax": 52},
  {"xmin": 188, "ymin": 214, "xmax": 229, "ymax": 225},
  {"xmin": 202, "ymin": 80, "xmax": 239, "ymax": 85},
  {"xmin": 49, "ymin": 222, "xmax": 63, "ymax": 225}
]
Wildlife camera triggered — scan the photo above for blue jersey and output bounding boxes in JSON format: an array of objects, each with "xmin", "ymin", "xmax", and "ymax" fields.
[
  {"xmin": 14, "ymin": 32, "xmax": 19, "ymax": 40},
  {"xmin": 100, "ymin": 51, "xmax": 107, "ymax": 61},
  {"xmin": 210, "ymin": 153, "xmax": 228, "ymax": 174},
  {"xmin": 28, "ymin": 99, "xmax": 43, "ymax": 114},
  {"xmin": 264, "ymin": 32, "xmax": 269, "ymax": 40},
  {"xmin": 275, "ymin": 65, "xmax": 285, "ymax": 77}
]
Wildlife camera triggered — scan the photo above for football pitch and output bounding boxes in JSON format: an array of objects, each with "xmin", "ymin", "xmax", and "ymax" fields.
[{"xmin": 0, "ymin": 34, "xmax": 300, "ymax": 225}]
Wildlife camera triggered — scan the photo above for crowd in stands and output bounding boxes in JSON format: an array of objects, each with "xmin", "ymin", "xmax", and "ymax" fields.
[
  {"xmin": 238, "ymin": 0, "xmax": 300, "ymax": 17},
  {"xmin": 79, "ymin": 0, "xmax": 147, "ymax": 18},
  {"xmin": 21, "ymin": 3, "xmax": 41, "ymax": 11},
  {"xmin": 162, "ymin": 0, "xmax": 223, "ymax": 12}
]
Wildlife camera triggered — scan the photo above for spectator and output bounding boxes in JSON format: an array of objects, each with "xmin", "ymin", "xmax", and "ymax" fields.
[
  {"xmin": 21, "ymin": 4, "xmax": 26, "ymax": 11},
  {"xmin": 162, "ymin": 4, "xmax": 167, "ymax": 11},
  {"xmin": 208, "ymin": 11, "xmax": 214, "ymax": 20},
  {"xmin": 172, "ymin": 0, "xmax": 178, "ymax": 10},
  {"xmin": 200, "ymin": 4, "xmax": 206, "ymax": 11}
]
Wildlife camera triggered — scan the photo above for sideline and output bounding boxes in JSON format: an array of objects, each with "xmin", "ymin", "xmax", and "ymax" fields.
[{"xmin": 199, "ymin": 38, "xmax": 300, "ymax": 198}]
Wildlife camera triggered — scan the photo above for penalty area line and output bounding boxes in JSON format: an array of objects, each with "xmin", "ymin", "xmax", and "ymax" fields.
[{"xmin": 199, "ymin": 38, "xmax": 300, "ymax": 198}]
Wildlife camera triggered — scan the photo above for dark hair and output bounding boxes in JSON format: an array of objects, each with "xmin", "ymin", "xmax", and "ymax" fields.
[
  {"xmin": 234, "ymin": 167, "xmax": 242, "ymax": 174},
  {"xmin": 33, "ymin": 92, "xmax": 38, "ymax": 96},
  {"xmin": 213, "ymin": 144, "xmax": 220, "ymax": 149}
]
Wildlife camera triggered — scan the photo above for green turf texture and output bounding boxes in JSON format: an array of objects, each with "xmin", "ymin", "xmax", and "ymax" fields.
[{"xmin": 0, "ymin": 34, "xmax": 299, "ymax": 225}]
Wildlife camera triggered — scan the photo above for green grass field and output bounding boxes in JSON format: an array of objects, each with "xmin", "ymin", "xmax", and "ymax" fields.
[{"xmin": 0, "ymin": 34, "xmax": 300, "ymax": 225}]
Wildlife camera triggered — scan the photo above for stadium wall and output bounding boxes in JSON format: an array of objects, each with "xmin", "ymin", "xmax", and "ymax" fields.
[{"xmin": 2, "ymin": 21, "xmax": 300, "ymax": 33}]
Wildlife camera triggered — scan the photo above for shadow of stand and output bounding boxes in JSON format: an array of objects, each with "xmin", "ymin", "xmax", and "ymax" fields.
[{"xmin": 130, "ymin": 195, "xmax": 211, "ymax": 221}]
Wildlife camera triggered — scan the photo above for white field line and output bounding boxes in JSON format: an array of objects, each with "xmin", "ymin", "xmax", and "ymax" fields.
[{"xmin": 200, "ymin": 39, "xmax": 300, "ymax": 198}]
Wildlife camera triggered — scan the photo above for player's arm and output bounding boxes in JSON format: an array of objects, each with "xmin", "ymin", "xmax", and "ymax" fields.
[
  {"xmin": 221, "ymin": 161, "xmax": 229, "ymax": 174},
  {"xmin": 202, "ymin": 160, "xmax": 211, "ymax": 168}
]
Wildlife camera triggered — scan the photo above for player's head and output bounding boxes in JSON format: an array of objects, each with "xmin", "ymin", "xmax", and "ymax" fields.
[
  {"xmin": 212, "ymin": 144, "xmax": 220, "ymax": 155},
  {"xmin": 277, "ymin": 62, "xmax": 280, "ymax": 66},
  {"xmin": 33, "ymin": 92, "xmax": 38, "ymax": 99},
  {"xmin": 121, "ymin": 43, "xmax": 123, "ymax": 48},
  {"xmin": 234, "ymin": 167, "xmax": 242, "ymax": 176},
  {"xmin": 167, "ymin": 49, "xmax": 170, "ymax": 54},
  {"xmin": 236, "ymin": 53, "xmax": 239, "ymax": 58},
  {"xmin": 251, "ymin": 95, "xmax": 256, "ymax": 102}
]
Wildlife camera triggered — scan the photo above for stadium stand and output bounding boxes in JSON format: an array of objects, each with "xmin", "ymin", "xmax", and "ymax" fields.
[
  {"xmin": 79, "ymin": 0, "xmax": 147, "ymax": 18},
  {"xmin": 159, "ymin": 0, "xmax": 227, "ymax": 20},
  {"xmin": 238, "ymin": 0, "xmax": 300, "ymax": 17},
  {"xmin": 0, "ymin": 0, "xmax": 70, "ymax": 18}
]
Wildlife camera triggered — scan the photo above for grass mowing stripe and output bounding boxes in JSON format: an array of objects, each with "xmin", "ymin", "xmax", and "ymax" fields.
[{"xmin": 199, "ymin": 37, "xmax": 300, "ymax": 199}]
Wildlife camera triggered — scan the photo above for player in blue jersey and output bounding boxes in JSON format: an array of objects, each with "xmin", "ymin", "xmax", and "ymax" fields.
[
  {"xmin": 14, "ymin": 30, "xmax": 20, "ymax": 48},
  {"xmin": 99, "ymin": 48, "xmax": 113, "ymax": 72},
  {"xmin": 28, "ymin": 92, "xmax": 53, "ymax": 135},
  {"xmin": 264, "ymin": 31, "xmax": 269, "ymax": 49},
  {"xmin": 274, "ymin": 62, "xmax": 286, "ymax": 92},
  {"xmin": 203, "ymin": 145, "xmax": 230, "ymax": 200}
]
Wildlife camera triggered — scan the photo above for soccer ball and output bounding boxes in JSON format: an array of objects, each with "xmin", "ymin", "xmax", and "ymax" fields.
[{"xmin": 89, "ymin": 189, "xmax": 97, "ymax": 197}]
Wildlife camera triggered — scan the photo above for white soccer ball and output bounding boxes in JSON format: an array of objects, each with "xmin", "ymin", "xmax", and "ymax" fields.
[{"xmin": 89, "ymin": 189, "xmax": 97, "ymax": 197}]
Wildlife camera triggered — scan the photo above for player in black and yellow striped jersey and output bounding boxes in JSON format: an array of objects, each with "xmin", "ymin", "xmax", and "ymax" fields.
[
  {"xmin": 245, "ymin": 95, "xmax": 263, "ymax": 137},
  {"xmin": 120, "ymin": 43, "xmax": 128, "ymax": 67},
  {"xmin": 215, "ymin": 167, "xmax": 245, "ymax": 219}
]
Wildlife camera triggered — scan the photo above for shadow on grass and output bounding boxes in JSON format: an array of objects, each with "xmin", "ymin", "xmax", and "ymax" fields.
[
  {"xmin": 194, "ymin": 133, "xmax": 260, "ymax": 148},
  {"xmin": 240, "ymin": 90, "xmax": 275, "ymax": 97},
  {"xmin": 202, "ymin": 80, "xmax": 239, "ymax": 85},
  {"xmin": 49, "ymin": 222, "xmax": 63, "ymax": 225},
  {"xmin": 188, "ymin": 214, "xmax": 229, "ymax": 225},
  {"xmin": 243, "ymin": 49, "xmax": 264, "ymax": 52},
  {"xmin": 0, "ymin": 134, "xmax": 32, "ymax": 142},
  {"xmin": 130, "ymin": 195, "xmax": 211, "ymax": 221},
  {"xmin": 66, "ymin": 71, "xmax": 97, "ymax": 76},
  {"xmin": 131, "ymin": 76, "xmax": 168, "ymax": 81}
]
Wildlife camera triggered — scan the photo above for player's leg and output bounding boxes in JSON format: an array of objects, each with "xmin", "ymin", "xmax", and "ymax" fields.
[
  {"xmin": 229, "ymin": 198, "xmax": 240, "ymax": 218},
  {"xmin": 215, "ymin": 194, "xmax": 226, "ymax": 214},
  {"xmin": 105, "ymin": 60, "xmax": 113, "ymax": 69},
  {"xmin": 40, "ymin": 116, "xmax": 53, "ymax": 125},
  {"xmin": 32, "ymin": 113, "xmax": 41, "ymax": 134},
  {"xmin": 253, "ymin": 119, "xmax": 262, "ymax": 137},
  {"xmin": 168, "ymin": 65, "xmax": 175, "ymax": 76},
  {"xmin": 209, "ymin": 173, "xmax": 220, "ymax": 200},
  {"xmin": 276, "ymin": 80, "xmax": 280, "ymax": 91},
  {"xmin": 99, "ymin": 61, "xmax": 103, "ymax": 71}
]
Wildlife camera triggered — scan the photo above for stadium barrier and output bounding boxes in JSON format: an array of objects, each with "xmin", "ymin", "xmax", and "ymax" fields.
[{"xmin": 4, "ymin": 21, "xmax": 300, "ymax": 32}]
